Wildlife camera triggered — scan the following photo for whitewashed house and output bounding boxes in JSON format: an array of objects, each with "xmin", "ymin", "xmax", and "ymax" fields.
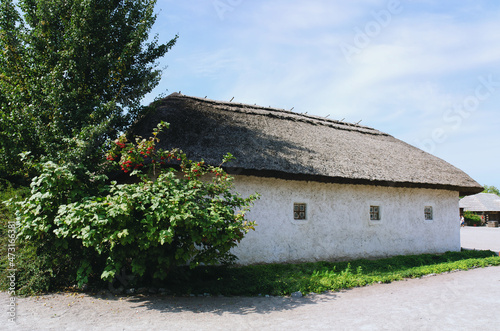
[{"xmin": 132, "ymin": 93, "xmax": 483, "ymax": 264}]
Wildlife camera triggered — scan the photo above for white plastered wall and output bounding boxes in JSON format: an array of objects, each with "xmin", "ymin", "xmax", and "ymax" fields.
[{"xmin": 231, "ymin": 175, "xmax": 460, "ymax": 264}]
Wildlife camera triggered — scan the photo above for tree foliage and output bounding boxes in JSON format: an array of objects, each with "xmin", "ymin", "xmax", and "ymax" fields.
[
  {"xmin": 11, "ymin": 123, "xmax": 259, "ymax": 288},
  {"xmin": 483, "ymin": 185, "xmax": 500, "ymax": 196},
  {"xmin": 0, "ymin": 0, "xmax": 177, "ymax": 180}
]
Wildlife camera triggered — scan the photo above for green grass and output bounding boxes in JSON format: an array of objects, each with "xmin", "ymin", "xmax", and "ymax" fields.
[{"xmin": 159, "ymin": 250, "xmax": 500, "ymax": 296}]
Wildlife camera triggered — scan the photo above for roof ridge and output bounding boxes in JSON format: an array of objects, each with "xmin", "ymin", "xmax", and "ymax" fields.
[
  {"xmin": 166, "ymin": 93, "xmax": 388, "ymax": 137},
  {"xmin": 133, "ymin": 92, "xmax": 482, "ymax": 195}
]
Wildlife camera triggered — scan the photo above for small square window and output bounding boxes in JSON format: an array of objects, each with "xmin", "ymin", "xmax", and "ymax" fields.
[
  {"xmin": 370, "ymin": 205, "xmax": 380, "ymax": 221},
  {"xmin": 424, "ymin": 206, "xmax": 433, "ymax": 220},
  {"xmin": 294, "ymin": 203, "xmax": 307, "ymax": 220}
]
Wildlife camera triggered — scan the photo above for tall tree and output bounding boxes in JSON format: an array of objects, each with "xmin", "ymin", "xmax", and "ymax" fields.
[{"xmin": 0, "ymin": 0, "xmax": 177, "ymax": 180}]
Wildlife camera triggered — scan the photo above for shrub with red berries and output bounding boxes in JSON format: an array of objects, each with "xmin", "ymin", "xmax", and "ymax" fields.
[{"xmin": 15, "ymin": 121, "xmax": 259, "ymax": 287}]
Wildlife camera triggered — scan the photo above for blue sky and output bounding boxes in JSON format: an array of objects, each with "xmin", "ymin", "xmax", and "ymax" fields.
[{"xmin": 144, "ymin": 0, "xmax": 500, "ymax": 189}]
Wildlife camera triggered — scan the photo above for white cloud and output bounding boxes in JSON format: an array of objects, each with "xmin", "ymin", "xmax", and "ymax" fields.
[{"xmin": 176, "ymin": 48, "xmax": 244, "ymax": 78}]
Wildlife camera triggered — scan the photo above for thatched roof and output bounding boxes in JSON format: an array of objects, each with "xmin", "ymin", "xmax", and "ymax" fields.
[
  {"xmin": 131, "ymin": 93, "xmax": 482, "ymax": 196},
  {"xmin": 460, "ymin": 193, "xmax": 500, "ymax": 211}
]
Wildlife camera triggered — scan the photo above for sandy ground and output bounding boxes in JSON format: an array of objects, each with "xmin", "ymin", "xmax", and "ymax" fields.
[
  {"xmin": 3, "ymin": 227, "xmax": 500, "ymax": 330},
  {"xmin": 461, "ymin": 226, "xmax": 500, "ymax": 253}
]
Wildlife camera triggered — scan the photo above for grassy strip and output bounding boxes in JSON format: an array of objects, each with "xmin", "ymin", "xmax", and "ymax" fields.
[{"xmin": 162, "ymin": 251, "xmax": 500, "ymax": 296}]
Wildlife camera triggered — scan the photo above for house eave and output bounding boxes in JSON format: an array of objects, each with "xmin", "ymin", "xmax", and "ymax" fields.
[{"xmin": 225, "ymin": 167, "xmax": 483, "ymax": 196}]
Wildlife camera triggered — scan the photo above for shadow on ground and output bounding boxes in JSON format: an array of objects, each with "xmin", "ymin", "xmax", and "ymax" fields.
[{"xmin": 86, "ymin": 290, "xmax": 343, "ymax": 316}]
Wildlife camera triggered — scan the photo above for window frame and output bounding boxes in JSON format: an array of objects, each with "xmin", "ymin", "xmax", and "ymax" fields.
[
  {"xmin": 293, "ymin": 202, "xmax": 307, "ymax": 220},
  {"xmin": 368, "ymin": 201, "xmax": 383, "ymax": 225},
  {"xmin": 370, "ymin": 205, "xmax": 381, "ymax": 221},
  {"xmin": 424, "ymin": 205, "xmax": 433, "ymax": 221}
]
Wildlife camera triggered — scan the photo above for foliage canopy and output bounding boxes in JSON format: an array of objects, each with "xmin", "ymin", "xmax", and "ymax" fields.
[
  {"xmin": 483, "ymin": 185, "xmax": 500, "ymax": 196},
  {"xmin": 0, "ymin": 0, "xmax": 261, "ymax": 293},
  {"xmin": 0, "ymin": 0, "xmax": 177, "ymax": 180}
]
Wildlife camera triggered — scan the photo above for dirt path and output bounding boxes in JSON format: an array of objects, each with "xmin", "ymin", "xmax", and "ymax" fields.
[
  {"xmin": 3, "ymin": 265, "xmax": 500, "ymax": 330},
  {"xmin": 461, "ymin": 226, "xmax": 500, "ymax": 253},
  {"xmin": 4, "ymin": 227, "xmax": 500, "ymax": 330}
]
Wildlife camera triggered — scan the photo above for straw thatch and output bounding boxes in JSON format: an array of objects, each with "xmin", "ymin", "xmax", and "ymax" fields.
[
  {"xmin": 131, "ymin": 93, "xmax": 482, "ymax": 196},
  {"xmin": 460, "ymin": 193, "xmax": 500, "ymax": 212}
]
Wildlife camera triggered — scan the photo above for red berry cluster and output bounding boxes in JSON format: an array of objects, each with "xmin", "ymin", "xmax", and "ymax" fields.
[
  {"xmin": 120, "ymin": 160, "xmax": 133, "ymax": 173},
  {"xmin": 140, "ymin": 146, "xmax": 154, "ymax": 157},
  {"xmin": 107, "ymin": 132, "xmax": 224, "ymax": 180}
]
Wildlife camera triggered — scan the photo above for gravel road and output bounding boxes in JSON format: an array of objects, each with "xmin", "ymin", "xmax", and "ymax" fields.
[{"xmin": 3, "ymin": 227, "xmax": 499, "ymax": 330}]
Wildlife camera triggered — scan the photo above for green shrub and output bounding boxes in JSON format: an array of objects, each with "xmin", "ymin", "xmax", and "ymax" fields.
[
  {"xmin": 464, "ymin": 210, "xmax": 482, "ymax": 226},
  {"xmin": 0, "ymin": 181, "xmax": 52, "ymax": 296},
  {"xmin": 9, "ymin": 123, "xmax": 259, "ymax": 290},
  {"xmin": 1, "ymin": 167, "xmax": 107, "ymax": 295}
]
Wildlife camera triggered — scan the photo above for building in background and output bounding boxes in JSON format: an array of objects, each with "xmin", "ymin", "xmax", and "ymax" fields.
[{"xmin": 460, "ymin": 193, "xmax": 500, "ymax": 225}]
